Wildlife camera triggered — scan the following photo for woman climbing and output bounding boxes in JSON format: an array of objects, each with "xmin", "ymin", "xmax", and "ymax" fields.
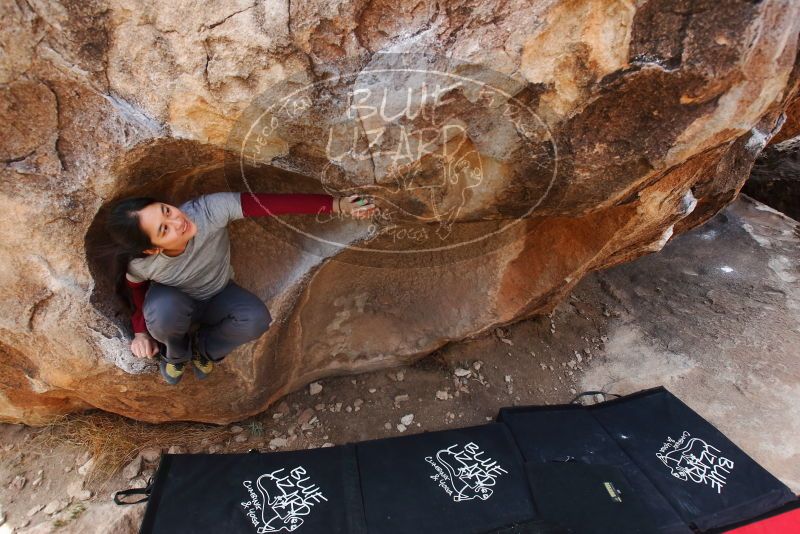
[{"xmin": 105, "ymin": 191, "xmax": 377, "ymax": 385}]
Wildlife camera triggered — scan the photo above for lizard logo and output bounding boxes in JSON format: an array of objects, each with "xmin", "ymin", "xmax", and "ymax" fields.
[
  {"xmin": 424, "ymin": 441, "xmax": 508, "ymax": 502},
  {"xmin": 657, "ymin": 431, "xmax": 735, "ymax": 494},
  {"xmin": 241, "ymin": 466, "xmax": 328, "ymax": 532}
]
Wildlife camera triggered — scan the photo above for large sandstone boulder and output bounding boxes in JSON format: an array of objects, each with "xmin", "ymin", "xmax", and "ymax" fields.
[{"xmin": 1, "ymin": 0, "xmax": 798, "ymax": 424}]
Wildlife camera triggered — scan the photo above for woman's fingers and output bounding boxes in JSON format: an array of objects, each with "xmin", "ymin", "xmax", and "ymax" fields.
[
  {"xmin": 131, "ymin": 338, "xmax": 158, "ymax": 358},
  {"xmin": 341, "ymin": 195, "xmax": 378, "ymax": 219},
  {"xmin": 348, "ymin": 195, "xmax": 372, "ymax": 205}
]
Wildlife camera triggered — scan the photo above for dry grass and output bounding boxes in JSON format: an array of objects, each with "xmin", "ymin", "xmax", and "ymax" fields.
[{"xmin": 27, "ymin": 411, "xmax": 231, "ymax": 486}]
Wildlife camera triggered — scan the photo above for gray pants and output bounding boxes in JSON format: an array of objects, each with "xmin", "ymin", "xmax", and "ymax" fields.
[{"xmin": 143, "ymin": 280, "xmax": 272, "ymax": 363}]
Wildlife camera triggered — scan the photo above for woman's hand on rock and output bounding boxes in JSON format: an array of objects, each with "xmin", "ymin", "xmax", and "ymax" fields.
[
  {"xmin": 131, "ymin": 332, "xmax": 159, "ymax": 358},
  {"xmin": 337, "ymin": 194, "xmax": 378, "ymax": 220}
]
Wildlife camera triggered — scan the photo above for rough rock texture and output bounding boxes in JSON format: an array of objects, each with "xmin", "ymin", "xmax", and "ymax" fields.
[
  {"xmin": 770, "ymin": 91, "xmax": 800, "ymax": 145},
  {"xmin": 1, "ymin": 0, "xmax": 799, "ymax": 424}
]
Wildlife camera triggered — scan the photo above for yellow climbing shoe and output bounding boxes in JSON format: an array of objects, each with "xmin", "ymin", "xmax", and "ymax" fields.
[
  {"xmin": 159, "ymin": 359, "xmax": 186, "ymax": 385},
  {"xmin": 190, "ymin": 352, "xmax": 213, "ymax": 380}
]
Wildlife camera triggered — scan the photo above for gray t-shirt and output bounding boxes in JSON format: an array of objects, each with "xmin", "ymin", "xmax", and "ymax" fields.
[{"xmin": 126, "ymin": 192, "xmax": 244, "ymax": 300}]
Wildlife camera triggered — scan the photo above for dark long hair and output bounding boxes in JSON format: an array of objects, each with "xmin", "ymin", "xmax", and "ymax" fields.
[{"xmin": 103, "ymin": 197, "xmax": 160, "ymax": 318}]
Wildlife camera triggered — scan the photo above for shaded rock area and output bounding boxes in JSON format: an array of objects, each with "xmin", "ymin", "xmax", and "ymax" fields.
[
  {"xmin": 743, "ymin": 81, "xmax": 799, "ymax": 221},
  {"xmin": 1, "ymin": 1, "xmax": 799, "ymax": 424},
  {"xmin": 0, "ymin": 196, "xmax": 796, "ymax": 533},
  {"xmin": 744, "ymin": 133, "xmax": 800, "ymax": 222}
]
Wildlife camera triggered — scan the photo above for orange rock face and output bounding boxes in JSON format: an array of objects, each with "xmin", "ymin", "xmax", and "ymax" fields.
[{"xmin": 1, "ymin": 0, "xmax": 798, "ymax": 424}]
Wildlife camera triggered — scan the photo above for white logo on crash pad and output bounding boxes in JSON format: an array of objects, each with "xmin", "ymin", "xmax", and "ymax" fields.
[
  {"xmin": 657, "ymin": 431, "xmax": 734, "ymax": 494},
  {"xmin": 425, "ymin": 442, "xmax": 508, "ymax": 502},
  {"xmin": 241, "ymin": 466, "xmax": 328, "ymax": 532}
]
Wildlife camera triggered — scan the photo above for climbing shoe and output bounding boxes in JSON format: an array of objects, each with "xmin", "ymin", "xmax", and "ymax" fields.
[
  {"xmin": 159, "ymin": 358, "xmax": 186, "ymax": 385},
  {"xmin": 190, "ymin": 352, "xmax": 213, "ymax": 380},
  {"xmin": 189, "ymin": 330, "xmax": 213, "ymax": 380}
]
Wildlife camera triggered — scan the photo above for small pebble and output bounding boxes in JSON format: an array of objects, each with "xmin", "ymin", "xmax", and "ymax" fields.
[
  {"xmin": 9, "ymin": 475, "xmax": 26, "ymax": 491},
  {"xmin": 43, "ymin": 500, "xmax": 67, "ymax": 515},
  {"xmin": 122, "ymin": 455, "xmax": 142, "ymax": 480},
  {"xmin": 78, "ymin": 459, "xmax": 94, "ymax": 476},
  {"xmin": 27, "ymin": 504, "xmax": 44, "ymax": 518},
  {"xmin": 269, "ymin": 437, "xmax": 288, "ymax": 449},
  {"xmin": 140, "ymin": 448, "xmax": 161, "ymax": 463}
]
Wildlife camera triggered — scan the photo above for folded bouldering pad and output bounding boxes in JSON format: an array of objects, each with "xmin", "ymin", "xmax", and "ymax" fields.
[{"xmin": 118, "ymin": 386, "xmax": 795, "ymax": 534}]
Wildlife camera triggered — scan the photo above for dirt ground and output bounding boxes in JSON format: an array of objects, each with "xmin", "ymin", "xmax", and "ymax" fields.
[{"xmin": 1, "ymin": 195, "xmax": 797, "ymax": 533}]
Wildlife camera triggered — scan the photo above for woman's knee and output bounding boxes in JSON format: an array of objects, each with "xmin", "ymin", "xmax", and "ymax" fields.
[
  {"xmin": 143, "ymin": 288, "xmax": 193, "ymax": 337},
  {"xmin": 238, "ymin": 302, "xmax": 272, "ymax": 338},
  {"xmin": 145, "ymin": 312, "xmax": 192, "ymax": 339}
]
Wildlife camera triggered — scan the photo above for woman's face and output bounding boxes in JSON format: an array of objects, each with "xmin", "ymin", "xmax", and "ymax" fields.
[{"xmin": 137, "ymin": 201, "xmax": 196, "ymax": 254}]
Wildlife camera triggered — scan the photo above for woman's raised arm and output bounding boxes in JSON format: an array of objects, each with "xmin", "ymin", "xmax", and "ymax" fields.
[
  {"xmin": 240, "ymin": 192, "xmax": 377, "ymax": 219},
  {"xmin": 240, "ymin": 192, "xmax": 334, "ymax": 216}
]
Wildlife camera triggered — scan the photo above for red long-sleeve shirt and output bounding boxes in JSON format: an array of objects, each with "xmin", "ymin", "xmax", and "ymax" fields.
[{"xmin": 127, "ymin": 192, "xmax": 334, "ymax": 335}]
